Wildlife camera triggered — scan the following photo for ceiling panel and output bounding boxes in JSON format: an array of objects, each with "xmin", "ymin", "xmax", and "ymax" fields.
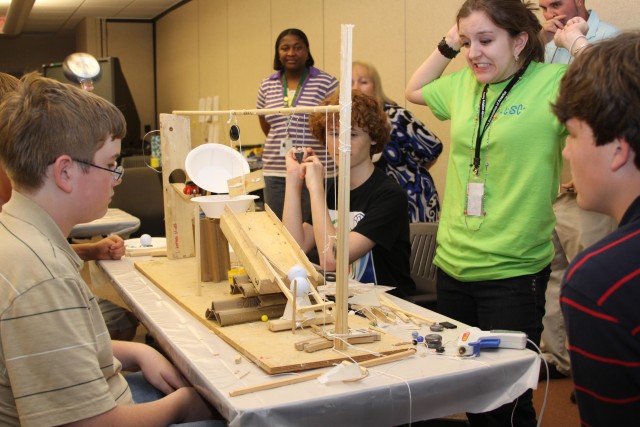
[{"xmin": 1, "ymin": 0, "xmax": 185, "ymax": 35}]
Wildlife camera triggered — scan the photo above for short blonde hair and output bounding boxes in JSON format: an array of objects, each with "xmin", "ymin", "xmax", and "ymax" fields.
[{"xmin": 352, "ymin": 61, "xmax": 396, "ymax": 106}]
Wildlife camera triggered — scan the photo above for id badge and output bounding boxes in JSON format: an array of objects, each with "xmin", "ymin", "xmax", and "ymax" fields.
[
  {"xmin": 466, "ymin": 177, "xmax": 485, "ymax": 217},
  {"xmin": 280, "ymin": 137, "xmax": 293, "ymax": 156}
]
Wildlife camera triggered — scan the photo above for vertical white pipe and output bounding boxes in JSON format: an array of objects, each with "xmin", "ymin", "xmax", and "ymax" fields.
[{"xmin": 335, "ymin": 24, "xmax": 354, "ymax": 349}]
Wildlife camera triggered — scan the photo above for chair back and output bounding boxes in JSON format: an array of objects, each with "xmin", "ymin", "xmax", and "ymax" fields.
[
  {"xmin": 110, "ymin": 166, "xmax": 165, "ymax": 237},
  {"xmin": 409, "ymin": 222, "xmax": 438, "ymax": 303},
  {"xmin": 121, "ymin": 155, "xmax": 149, "ymax": 169}
]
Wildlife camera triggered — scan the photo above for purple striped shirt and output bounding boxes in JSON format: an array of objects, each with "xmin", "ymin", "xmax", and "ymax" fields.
[{"xmin": 257, "ymin": 66, "xmax": 338, "ymax": 177}]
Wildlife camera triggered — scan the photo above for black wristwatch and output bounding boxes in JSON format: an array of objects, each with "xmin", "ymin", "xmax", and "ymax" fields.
[{"xmin": 437, "ymin": 37, "xmax": 460, "ymax": 59}]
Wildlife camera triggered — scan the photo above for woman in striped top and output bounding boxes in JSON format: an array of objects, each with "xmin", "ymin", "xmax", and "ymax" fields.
[{"xmin": 257, "ymin": 28, "xmax": 338, "ymax": 220}]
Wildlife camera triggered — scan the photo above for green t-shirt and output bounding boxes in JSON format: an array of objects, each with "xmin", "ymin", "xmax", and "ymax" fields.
[{"xmin": 423, "ymin": 62, "xmax": 568, "ymax": 281}]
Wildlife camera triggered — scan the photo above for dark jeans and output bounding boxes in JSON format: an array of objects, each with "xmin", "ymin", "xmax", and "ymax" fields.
[
  {"xmin": 437, "ymin": 266, "xmax": 550, "ymax": 427},
  {"xmin": 125, "ymin": 372, "xmax": 226, "ymax": 426},
  {"xmin": 264, "ymin": 175, "xmax": 312, "ymax": 221}
]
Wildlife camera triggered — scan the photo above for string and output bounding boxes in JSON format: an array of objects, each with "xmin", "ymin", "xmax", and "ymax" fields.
[
  {"xmin": 231, "ymin": 114, "xmax": 246, "ymax": 195},
  {"xmin": 140, "ymin": 129, "xmax": 163, "ymax": 174},
  {"xmin": 322, "ymin": 111, "xmax": 338, "ymax": 261},
  {"xmin": 283, "ymin": 108, "xmax": 298, "ymax": 140},
  {"xmin": 367, "ymin": 368, "xmax": 414, "ymax": 426},
  {"xmin": 329, "ymin": 339, "xmax": 415, "ymax": 427},
  {"xmin": 527, "ymin": 339, "xmax": 549, "ymax": 427}
]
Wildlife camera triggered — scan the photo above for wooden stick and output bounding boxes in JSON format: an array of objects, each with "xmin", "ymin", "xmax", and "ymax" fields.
[
  {"xmin": 267, "ymin": 314, "xmax": 335, "ymax": 332},
  {"xmin": 379, "ymin": 294, "xmax": 436, "ymax": 325},
  {"xmin": 292, "ymin": 279, "xmax": 297, "ymax": 334},
  {"xmin": 194, "ymin": 205, "xmax": 202, "ymax": 296},
  {"xmin": 173, "ymin": 105, "xmax": 340, "ymax": 117},
  {"xmin": 334, "ymin": 24, "xmax": 354, "ymax": 351},
  {"xmin": 228, "ymin": 348, "xmax": 416, "ymax": 397},
  {"xmin": 259, "ymin": 252, "xmax": 293, "ymax": 302},
  {"xmin": 295, "ymin": 301, "xmax": 335, "ymax": 314},
  {"xmin": 126, "ymin": 248, "xmax": 167, "ymax": 257},
  {"xmin": 391, "ymin": 309, "xmax": 410, "ymax": 323}
]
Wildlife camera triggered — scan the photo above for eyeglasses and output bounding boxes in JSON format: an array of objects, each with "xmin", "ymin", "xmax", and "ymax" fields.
[{"xmin": 73, "ymin": 159, "xmax": 124, "ymax": 181}]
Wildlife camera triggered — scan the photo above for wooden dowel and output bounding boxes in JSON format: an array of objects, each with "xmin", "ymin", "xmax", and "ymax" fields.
[
  {"xmin": 172, "ymin": 105, "xmax": 341, "ymax": 117},
  {"xmin": 228, "ymin": 348, "xmax": 416, "ymax": 397},
  {"xmin": 292, "ymin": 279, "xmax": 297, "ymax": 334},
  {"xmin": 126, "ymin": 248, "xmax": 167, "ymax": 257},
  {"xmin": 379, "ymin": 294, "xmax": 436, "ymax": 325}
]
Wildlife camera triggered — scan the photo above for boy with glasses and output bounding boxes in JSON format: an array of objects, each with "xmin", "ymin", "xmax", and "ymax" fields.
[{"xmin": 0, "ymin": 73, "xmax": 220, "ymax": 426}]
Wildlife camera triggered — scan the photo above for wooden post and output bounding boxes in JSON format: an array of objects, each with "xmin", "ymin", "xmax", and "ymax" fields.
[
  {"xmin": 335, "ymin": 24, "xmax": 354, "ymax": 350},
  {"xmin": 200, "ymin": 217, "xmax": 231, "ymax": 283},
  {"xmin": 160, "ymin": 113, "xmax": 196, "ymax": 259}
]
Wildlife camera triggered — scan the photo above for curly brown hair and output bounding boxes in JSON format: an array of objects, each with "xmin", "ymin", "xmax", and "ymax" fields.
[{"xmin": 308, "ymin": 89, "xmax": 390, "ymax": 156}]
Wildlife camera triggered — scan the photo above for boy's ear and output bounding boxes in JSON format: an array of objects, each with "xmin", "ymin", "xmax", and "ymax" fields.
[
  {"xmin": 370, "ymin": 140, "xmax": 382, "ymax": 155},
  {"xmin": 52, "ymin": 156, "xmax": 75, "ymax": 193},
  {"xmin": 610, "ymin": 138, "xmax": 632, "ymax": 172}
]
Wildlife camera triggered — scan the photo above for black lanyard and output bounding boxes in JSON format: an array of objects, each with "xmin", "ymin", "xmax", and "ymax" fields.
[{"xmin": 473, "ymin": 64, "xmax": 528, "ymax": 174}]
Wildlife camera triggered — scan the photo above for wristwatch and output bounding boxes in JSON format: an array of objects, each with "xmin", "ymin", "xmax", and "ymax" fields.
[{"xmin": 437, "ymin": 37, "xmax": 460, "ymax": 59}]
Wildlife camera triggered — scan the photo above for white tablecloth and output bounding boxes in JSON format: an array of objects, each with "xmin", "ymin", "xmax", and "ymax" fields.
[{"xmin": 98, "ymin": 258, "xmax": 540, "ymax": 427}]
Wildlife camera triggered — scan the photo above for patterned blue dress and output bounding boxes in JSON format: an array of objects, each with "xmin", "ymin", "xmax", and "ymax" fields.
[{"xmin": 377, "ymin": 103, "xmax": 443, "ymax": 222}]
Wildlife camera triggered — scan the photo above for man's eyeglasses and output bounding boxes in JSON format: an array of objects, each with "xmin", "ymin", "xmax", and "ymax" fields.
[{"xmin": 73, "ymin": 159, "xmax": 124, "ymax": 181}]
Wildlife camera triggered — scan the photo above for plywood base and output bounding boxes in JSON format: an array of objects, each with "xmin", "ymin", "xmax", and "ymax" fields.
[{"xmin": 134, "ymin": 257, "xmax": 412, "ymax": 374}]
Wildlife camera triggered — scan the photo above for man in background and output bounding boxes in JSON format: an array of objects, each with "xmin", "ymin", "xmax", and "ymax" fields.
[
  {"xmin": 538, "ymin": 0, "xmax": 619, "ymax": 380},
  {"xmin": 553, "ymin": 31, "xmax": 640, "ymax": 426}
]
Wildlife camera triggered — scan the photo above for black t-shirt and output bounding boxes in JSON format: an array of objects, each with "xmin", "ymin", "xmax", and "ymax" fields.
[{"xmin": 320, "ymin": 168, "xmax": 415, "ymax": 298}]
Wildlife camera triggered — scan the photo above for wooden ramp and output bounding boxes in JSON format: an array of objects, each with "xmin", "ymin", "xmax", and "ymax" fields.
[
  {"xmin": 134, "ymin": 257, "xmax": 412, "ymax": 374},
  {"xmin": 219, "ymin": 207, "xmax": 322, "ymax": 295}
]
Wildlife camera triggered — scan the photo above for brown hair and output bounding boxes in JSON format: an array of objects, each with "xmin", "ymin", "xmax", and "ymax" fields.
[
  {"xmin": 457, "ymin": 0, "xmax": 544, "ymax": 64},
  {"xmin": 0, "ymin": 72, "xmax": 126, "ymax": 191},
  {"xmin": 0, "ymin": 73, "xmax": 19, "ymax": 97},
  {"xmin": 309, "ymin": 89, "xmax": 390, "ymax": 156},
  {"xmin": 553, "ymin": 32, "xmax": 640, "ymax": 168}
]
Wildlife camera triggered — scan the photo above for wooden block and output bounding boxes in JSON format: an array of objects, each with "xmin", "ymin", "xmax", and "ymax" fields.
[
  {"xmin": 160, "ymin": 114, "xmax": 196, "ymax": 259},
  {"xmin": 267, "ymin": 314, "xmax": 335, "ymax": 332},
  {"xmin": 200, "ymin": 218, "xmax": 230, "ymax": 282},
  {"xmin": 126, "ymin": 247, "xmax": 167, "ymax": 257},
  {"xmin": 227, "ymin": 169, "xmax": 265, "ymax": 197},
  {"xmin": 295, "ymin": 337, "xmax": 326, "ymax": 351},
  {"xmin": 303, "ymin": 338, "xmax": 334, "ymax": 352}
]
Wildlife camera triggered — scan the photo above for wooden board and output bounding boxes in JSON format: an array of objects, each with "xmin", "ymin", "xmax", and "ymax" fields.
[
  {"xmin": 160, "ymin": 113, "xmax": 196, "ymax": 259},
  {"xmin": 219, "ymin": 207, "xmax": 322, "ymax": 294},
  {"xmin": 134, "ymin": 257, "xmax": 412, "ymax": 374}
]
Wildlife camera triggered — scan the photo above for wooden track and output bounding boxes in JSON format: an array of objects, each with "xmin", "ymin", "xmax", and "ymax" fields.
[
  {"xmin": 134, "ymin": 257, "xmax": 412, "ymax": 374},
  {"xmin": 219, "ymin": 206, "xmax": 322, "ymax": 294}
]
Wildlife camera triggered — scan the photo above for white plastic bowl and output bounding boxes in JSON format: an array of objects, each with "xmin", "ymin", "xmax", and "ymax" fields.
[
  {"xmin": 192, "ymin": 194, "xmax": 259, "ymax": 218},
  {"xmin": 185, "ymin": 143, "xmax": 250, "ymax": 194}
]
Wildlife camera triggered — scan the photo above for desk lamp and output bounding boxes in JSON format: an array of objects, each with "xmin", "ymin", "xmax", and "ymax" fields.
[{"xmin": 62, "ymin": 52, "xmax": 101, "ymax": 92}]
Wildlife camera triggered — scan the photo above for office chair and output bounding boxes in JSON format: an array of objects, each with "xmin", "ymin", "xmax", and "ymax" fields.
[
  {"xmin": 110, "ymin": 166, "xmax": 165, "ymax": 237},
  {"xmin": 120, "ymin": 155, "xmax": 149, "ymax": 169},
  {"xmin": 407, "ymin": 222, "xmax": 438, "ymax": 311}
]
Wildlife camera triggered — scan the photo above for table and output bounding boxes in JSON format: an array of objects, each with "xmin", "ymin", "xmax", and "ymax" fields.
[
  {"xmin": 98, "ymin": 258, "xmax": 540, "ymax": 427},
  {"xmin": 70, "ymin": 208, "xmax": 141, "ymax": 238}
]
